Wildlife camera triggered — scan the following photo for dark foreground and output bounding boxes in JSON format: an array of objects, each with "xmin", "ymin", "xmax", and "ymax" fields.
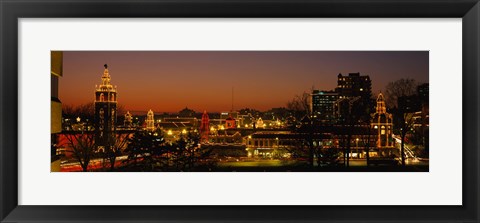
[{"xmin": 111, "ymin": 158, "xmax": 429, "ymax": 172}]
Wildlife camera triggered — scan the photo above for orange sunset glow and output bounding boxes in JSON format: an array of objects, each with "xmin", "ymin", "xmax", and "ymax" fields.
[{"xmin": 60, "ymin": 51, "xmax": 428, "ymax": 113}]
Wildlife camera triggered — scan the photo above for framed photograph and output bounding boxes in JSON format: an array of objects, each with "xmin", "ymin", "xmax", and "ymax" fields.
[{"xmin": 1, "ymin": 0, "xmax": 478, "ymax": 222}]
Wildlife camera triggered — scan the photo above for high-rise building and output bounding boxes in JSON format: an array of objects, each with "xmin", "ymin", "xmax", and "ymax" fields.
[
  {"xmin": 94, "ymin": 64, "xmax": 117, "ymax": 152},
  {"xmin": 398, "ymin": 95, "xmax": 421, "ymax": 112},
  {"xmin": 311, "ymin": 90, "xmax": 339, "ymax": 122},
  {"xmin": 417, "ymin": 83, "xmax": 429, "ymax": 105},
  {"xmin": 335, "ymin": 72, "xmax": 373, "ymax": 119},
  {"xmin": 335, "ymin": 72, "xmax": 372, "ymax": 98}
]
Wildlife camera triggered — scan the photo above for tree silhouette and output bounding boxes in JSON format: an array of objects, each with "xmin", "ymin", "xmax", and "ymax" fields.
[
  {"xmin": 62, "ymin": 102, "xmax": 95, "ymax": 123},
  {"xmin": 170, "ymin": 132, "xmax": 213, "ymax": 171},
  {"xmin": 385, "ymin": 78, "xmax": 419, "ymax": 166},
  {"xmin": 286, "ymin": 91, "xmax": 311, "ymax": 121},
  {"xmin": 123, "ymin": 129, "xmax": 168, "ymax": 171},
  {"xmin": 384, "ymin": 78, "xmax": 417, "ymax": 109},
  {"xmin": 63, "ymin": 131, "xmax": 95, "ymax": 172},
  {"xmin": 104, "ymin": 132, "xmax": 132, "ymax": 171},
  {"xmin": 394, "ymin": 111, "xmax": 415, "ymax": 166}
]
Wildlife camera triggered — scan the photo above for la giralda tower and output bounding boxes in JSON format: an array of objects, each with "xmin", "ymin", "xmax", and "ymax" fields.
[{"xmin": 94, "ymin": 64, "xmax": 117, "ymax": 152}]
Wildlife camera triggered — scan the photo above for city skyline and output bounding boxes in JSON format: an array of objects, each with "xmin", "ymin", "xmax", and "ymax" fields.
[{"xmin": 60, "ymin": 51, "xmax": 429, "ymax": 113}]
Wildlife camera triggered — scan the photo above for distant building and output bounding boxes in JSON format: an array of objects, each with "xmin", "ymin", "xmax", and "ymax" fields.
[
  {"xmin": 398, "ymin": 95, "xmax": 421, "ymax": 112},
  {"xmin": 178, "ymin": 107, "xmax": 196, "ymax": 117},
  {"xmin": 146, "ymin": 109, "xmax": 155, "ymax": 131},
  {"xmin": 94, "ymin": 64, "xmax": 117, "ymax": 153},
  {"xmin": 334, "ymin": 96, "xmax": 362, "ymax": 121},
  {"xmin": 220, "ymin": 111, "xmax": 238, "ymax": 120},
  {"xmin": 256, "ymin": 117, "xmax": 265, "ymax": 128},
  {"xmin": 417, "ymin": 83, "xmax": 429, "ymax": 104},
  {"xmin": 397, "ymin": 83, "xmax": 429, "ymax": 112},
  {"xmin": 409, "ymin": 89, "xmax": 429, "ymax": 149},
  {"xmin": 409, "ymin": 108, "xmax": 429, "ymax": 149},
  {"xmin": 199, "ymin": 110, "xmax": 210, "ymax": 142},
  {"xmin": 311, "ymin": 90, "xmax": 339, "ymax": 122},
  {"xmin": 371, "ymin": 93, "xmax": 394, "ymax": 148},
  {"xmin": 209, "ymin": 131, "xmax": 243, "ymax": 144},
  {"xmin": 124, "ymin": 111, "xmax": 133, "ymax": 127},
  {"xmin": 219, "ymin": 111, "xmax": 244, "ymax": 128},
  {"xmin": 164, "ymin": 117, "xmax": 198, "ymax": 125},
  {"xmin": 225, "ymin": 115, "xmax": 236, "ymax": 129},
  {"xmin": 335, "ymin": 72, "xmax": 372, "ymax": 99},
  {"xmin": 335, "ymin": 72, "xmax": 372, "ymax": 119},
  {"xmin": 158, "ymin": 121, "xmax": 194, "ymax": 142},
  {"xmin": 157, "ymin": 116, "xmax": 197, "ymax": 142}
]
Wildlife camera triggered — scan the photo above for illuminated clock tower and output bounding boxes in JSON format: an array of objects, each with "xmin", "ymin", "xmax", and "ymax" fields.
[{"xmin": 94, "ymin": 64, "xmax": 117, "ymax": 152}]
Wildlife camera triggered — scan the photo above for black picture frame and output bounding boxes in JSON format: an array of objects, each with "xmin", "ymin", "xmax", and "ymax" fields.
[{"xmin": 1, "ymin": 0, "xmax": 478, "ymax": 222}]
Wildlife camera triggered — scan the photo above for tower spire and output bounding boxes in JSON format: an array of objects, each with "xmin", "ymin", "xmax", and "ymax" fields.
[
  {"xmin": 102, "ymin": 63, "xmax": 111, "ymax": 86},
  {"xmin": 376, "ymin": 92, "xmax": 386, "ymax": 114}
]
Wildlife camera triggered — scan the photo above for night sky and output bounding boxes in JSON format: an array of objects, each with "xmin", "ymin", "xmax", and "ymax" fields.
[{"xmin": 60, "ymin": 51, "xmax": 428, "ymax": 113}]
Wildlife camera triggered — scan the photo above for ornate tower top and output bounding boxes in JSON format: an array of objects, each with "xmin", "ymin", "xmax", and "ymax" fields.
[
  {"xmin": 96, "ymin": 64, "xmax": 116, "ymax": 92},
  {"xmin": 376, "ymin": 93, "xmax": 387, "ymax": 114},
  {"xmin": 102, "ymin": 64, "xmax": 111, "ymax": 85}
]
